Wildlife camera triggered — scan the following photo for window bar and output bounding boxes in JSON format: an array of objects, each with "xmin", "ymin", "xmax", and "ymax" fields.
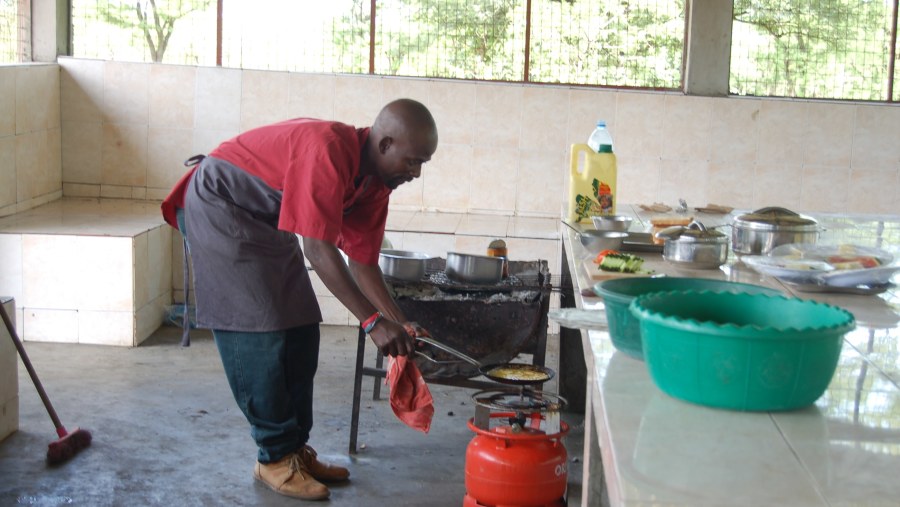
[
  {"xmin": 889, "ymin": 0, "xmax": 899, "ymax": 101},
  {"xmin": 523, "ymin": 0, "xmax": 532, "ymax": 83},
  {"xmin": 216, "ymin": 0, "xmax": 223, "ymax": 66},
  {"xmin": 368, "ymin": 0, "xmax": 376, "ymax": 74}
]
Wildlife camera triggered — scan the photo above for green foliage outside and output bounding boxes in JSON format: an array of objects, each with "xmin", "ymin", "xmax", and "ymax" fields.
[{"xmin": 3, "ymin": 1, "xmax": 899, "ymax": 101}]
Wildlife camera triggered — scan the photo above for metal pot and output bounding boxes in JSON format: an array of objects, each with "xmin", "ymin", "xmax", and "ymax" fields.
[
  {"xmin": 731, "ymin": 207, "xmax": 818, "ymax": 256},
  {"xmin": 379, "ymin": 250, "xmax": 432, "ymax": 281},
  {"xmin": 655, "ymin": 220, "xmax": 729, "ymax": 269},
  {"xmin": 445, "ymin": 252, "xmax": 504, "ymax": 284}
]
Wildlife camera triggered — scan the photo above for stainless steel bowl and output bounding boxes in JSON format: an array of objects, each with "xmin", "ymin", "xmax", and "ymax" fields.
[
  {"xmin": 379, "ymin": 250, "xmax": 432, "ymax": 281},
  {"xmin": 578, "ymin": 230, "xmax": 627, "ymax": 254},
  {"xmin": 445, "ymin": 252, "xmax": 504, "ymax": 284},
  {"xmin": 591, "ymin": 215, "xmax": 633, "ymax": 232},
  {"xmin": 655, "ymin": 221, "xmax": 729, "ymax": 270}
]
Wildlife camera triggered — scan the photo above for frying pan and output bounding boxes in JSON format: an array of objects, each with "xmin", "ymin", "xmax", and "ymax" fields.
[{"xmin": 415, "ymin": 336, "xmax": 555, "ymax": 386}]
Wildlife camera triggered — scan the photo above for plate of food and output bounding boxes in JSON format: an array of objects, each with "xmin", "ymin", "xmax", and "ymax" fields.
[
  {"xmin": 741, "ymin": 255, "xmax": 835, "ymax": 283},
  {"xmin": 766, "ymin": 243, "xmax": 899, "ymax": 288}
]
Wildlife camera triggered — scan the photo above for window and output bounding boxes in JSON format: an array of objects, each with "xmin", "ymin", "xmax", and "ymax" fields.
[{"xmin": 0, "ymin": 0, "xmax": 30, "ymax": 63}]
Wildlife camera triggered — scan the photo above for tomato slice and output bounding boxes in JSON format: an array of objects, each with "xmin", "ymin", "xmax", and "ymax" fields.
[{"xmin": 593, "ymin": 249, "xmax": 619, "ymax": 264}]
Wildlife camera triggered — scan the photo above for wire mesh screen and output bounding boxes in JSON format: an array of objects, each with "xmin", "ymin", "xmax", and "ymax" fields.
[
  {"xmin": 529, "ymin": 0, "xmax": 685, "ymax": 88},
  {"xmin": 221, "ymin": 0, "xmax": 368, "ymax": 73},
  {"xmin": 731, "ymin": 0, "xmax": 897, "ymax": 101},
  {"xmin": 0, "ymin": 0, "xmax": 29, "ymax": 63},
  {"xmin": 373, "ymin": 0, "xmax": 528, "ymax": 80},
  {"xmin": 72, "ymin": 0, "xmax": 217, "ymax": 65}
]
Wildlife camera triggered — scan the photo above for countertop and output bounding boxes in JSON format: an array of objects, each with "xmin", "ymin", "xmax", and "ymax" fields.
[{"xmin": 562, "ymin": 206, "xmax": 900, "ymax": 507}]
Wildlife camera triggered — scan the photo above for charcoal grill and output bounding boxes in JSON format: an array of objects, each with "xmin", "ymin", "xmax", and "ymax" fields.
[{"xmin": 349, "ymin": 258, "xmax": 553, "ymax": 453}]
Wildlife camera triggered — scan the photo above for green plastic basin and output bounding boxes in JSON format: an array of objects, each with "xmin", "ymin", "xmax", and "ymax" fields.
[
  {"xmin": 629, "ymin": 290, "xmax": 855, "ymax": 411},
  {"xmin": 593, "ymin": 278, "xmax": 782, "ymax": 360}
]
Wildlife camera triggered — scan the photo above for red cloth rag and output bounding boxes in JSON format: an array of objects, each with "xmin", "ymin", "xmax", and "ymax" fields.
[{"xmin": 386, "ymin": 355, "xmax": 434, "ymax": 434}]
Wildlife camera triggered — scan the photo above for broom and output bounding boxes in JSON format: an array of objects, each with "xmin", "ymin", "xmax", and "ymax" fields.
[{"xmin": 0, "ymin": 303, "xmax": 92, "ymax": 465}]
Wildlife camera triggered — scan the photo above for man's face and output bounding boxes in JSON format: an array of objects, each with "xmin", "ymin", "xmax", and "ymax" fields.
[{"xmin": 376, "ymin": 130, "xmax": 437, "ymax": 190}]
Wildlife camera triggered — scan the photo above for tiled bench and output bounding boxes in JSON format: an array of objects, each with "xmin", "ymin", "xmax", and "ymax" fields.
[{"xmin": 0, "ymin": 198, "xmax": 172, "ymax": 346}]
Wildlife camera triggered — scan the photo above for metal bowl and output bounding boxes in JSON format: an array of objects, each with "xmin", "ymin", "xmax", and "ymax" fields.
[
  {"xmin": 445, "ymin": 252, "xmax": 504, "ymax": 284},
  {"xmin": 578, "ymin": 230, "xmax": 627, "ymax": 254},
  {"xmin": 379, "ymin": 250, "xmax": 431, "ymax": 281},
  {"xmin": 591, "ymin": 215, "xmax": 633, "ymax": 232}
]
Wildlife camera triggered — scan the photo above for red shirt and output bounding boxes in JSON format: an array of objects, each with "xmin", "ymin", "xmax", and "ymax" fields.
[{"xmin": 162, "ymin": 119, "xmax": 391, "ymax": 265}]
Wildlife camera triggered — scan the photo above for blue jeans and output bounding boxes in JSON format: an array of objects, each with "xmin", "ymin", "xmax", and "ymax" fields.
[
  {"xmin": 176, "ymin": 208, "xmax": 320, "ymax": 463},
  {"xmin": 213, "ymin": 326, "xmax": 320, "ymax": 463}
]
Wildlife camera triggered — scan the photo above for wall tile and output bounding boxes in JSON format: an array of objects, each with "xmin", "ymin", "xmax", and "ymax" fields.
[
  {"xmin": 195, "ymin": 66, "xmax": 242, "ymax": 132},
  {"xmin": 77, "ymin": 310, "xmax": 134, "ymax": 346},
  {"xmin": 507, "ymin": 216, "xmax": 559, "ymax": 240},
  {"xmin": 0, "ymin": 234, "xmax": 23, "ymax": 302},
  {"xmin": 428, "ymin": 80, "xmax": 477, "ymax": 146},
  {"xmin": 0, "ymin": 398, "xmax": 19, "ymax": 441},
  {"xmin": 517, "ymin": 149, "xmax": 565, "ymax": 216},
  {"xmin": 135, "ymin": 293, "xmax": 167, "ymax": 345},
  {"xmin": 63, "ymin": 183, "xmax": 100, "ymax": 197},
  {"xmin": 382, "ymin": 77, "xmax": 431, "ymax": 107},
  {"xmin": 800, "ymin": 165, "xmax": 850, "ymax": 212},
  {"xmin": 147, "ymin": 127, "xmax": 194, "ymax": 189},
  {"xmin": 456, "ymin": 214, "xmax": 510, "ymax": 238},
  {"xmin": 15, "ymin": 130, "xmax": 53, "ymax": 202},
  {"xmin": 101, "ymin": 123, "xmax": 148, "ymax": 186},
  {"xmin": 615, "ymin": 155, "xmax": 661, "ymax": 207},
  {"xmin": 847, "ymin": 168, "xmax": 899, "ymax": 214},
  {"xmin": 0, "ymin": 138, "xmax": 14, "ymax": 208},
  {"xmin": 401, "ymin": 232, "xmax": 456, "ymax": 258},
  {"xmin": 520, "ymin": 86, "xmax": 569, "ymax": 150},
  {"xmin": 614, "ymin": 92, "xmax": 668, "ymax": 159},
  {"xmin": 567, "ymin": 89, "xmax": 617, "ymax": 147},
  {"xmin": 663, "ymin": 95, "xmax": 713, "ymax": 162},
  {"xmin": 389, "ymin": 175, "xmax": 424, "ymax": 208},
  {"xmin": 240, "ymin": 69, "xmax": 292, "ymax": 131},
  {"xmin": 61, "ymin": 120, "xmax": 102, "ymax": 184},
  {"xmin": 0, "ymin": 67, "xmax": 14, "ymax": 136},
  {"xmin": 15, "ymin": 65, "xmax": 55, "ymax": 134},
  {"xmin": 149, "ymin": 64, "xmax": 196, "ymax": 128},
  {"xmin": 852, "ymin": 104, "xmax": 900, "ymax": 170},
  {"xmin": 502, "ymin": 237, "xmax": 560, "ymax": 274},
  {"xmin": 422, "ymin": 143, "xmax": 472, "ymax": 211},
  {"xmin": 710, "ymin": 97, "xmax": 760, "ymax": 164},
  {"xmin": 332, "ymin": 75, "xmax": 384, "ymax": 127},
  {"xmin": 59, "ymin": 58, "xmax": 103, "ymax": 124},
  {"xmin": 474, "ymin": 84, "xmax": 524, "ymax": 148},
  {"xmin": 288, "ymin": 73, "xmax": 336, "ymax": 120},
  {"xmin": 103, "ymin": 61, "xmax": 150, "ymax": 125},
  {"xmin": 135, "ymin": 233, "xmax": 150, "ymax": 308},
  {"xmin": 804, "ymin": 102, "xmax": 854, "ymax": 168},
  {"xmin": 707, "ymin": 161, "xmax": 755, "ymax": 209},
  {"xmin": 23, "ymin": 308, "xmax": 78, "ymax": 343},
  {"xmin": 656, "ymin": 158, "xmax": 709, "ymax": 207},
  {"xmin": 469, "ymin": 146, "xmax": 518, "ymax": 213},
  {"xmin": 758, "ymin": 100, "xmax": 806, "ymax": 165}
]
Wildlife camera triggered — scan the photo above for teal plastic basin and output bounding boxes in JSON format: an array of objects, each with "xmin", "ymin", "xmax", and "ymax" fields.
[
  {"xmin": 629, "ymin": 290, "xmax": 855, "ymax": 411},
  {"xmin": 593, "ymin": 278, "xmax": 782, "ymax": 360}
]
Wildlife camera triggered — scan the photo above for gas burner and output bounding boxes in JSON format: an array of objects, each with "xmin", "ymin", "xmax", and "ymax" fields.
[{"xmin": 471, "ymin": 388, "xmax": 566, "ymax": 413}]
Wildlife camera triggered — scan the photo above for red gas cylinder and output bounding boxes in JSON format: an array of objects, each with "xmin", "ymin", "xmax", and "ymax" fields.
[{"xmin": 464, "ymin": 412, "xmax": 569, "ymax": 507}]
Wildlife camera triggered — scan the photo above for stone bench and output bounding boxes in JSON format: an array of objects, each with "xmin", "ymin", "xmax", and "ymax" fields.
[{"xmin": 0, "ymin": 198, "xmax": 173, "ymax": 347}]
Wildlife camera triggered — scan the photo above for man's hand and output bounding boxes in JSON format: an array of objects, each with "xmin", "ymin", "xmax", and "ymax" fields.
[{"xmin": 368, "ymin": 318, "xmax": 416, "ymax": 357}]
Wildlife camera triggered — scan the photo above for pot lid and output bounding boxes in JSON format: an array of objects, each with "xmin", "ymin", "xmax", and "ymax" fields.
[
  {"xmin": 655, "ymin": 220, "xmax": 727, "ymax": 243},
  {"xmin": 735, "ymin": 207, "xmax": 817, "ymax": 228}
]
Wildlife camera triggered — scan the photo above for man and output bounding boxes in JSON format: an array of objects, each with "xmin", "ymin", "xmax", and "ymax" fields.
[{"xmin": 161, "ymin": 98, "xmax": 438, "ymax": 501}]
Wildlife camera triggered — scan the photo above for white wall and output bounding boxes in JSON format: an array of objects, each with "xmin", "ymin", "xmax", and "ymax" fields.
[{"xmin": 54, "ymin": 58, "xmax": 900, "ymax": 217}]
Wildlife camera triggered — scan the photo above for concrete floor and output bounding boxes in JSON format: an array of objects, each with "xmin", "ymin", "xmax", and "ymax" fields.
[{"xmin": 1, "ymin": 324, "xmax": 583, "ymax": 506}]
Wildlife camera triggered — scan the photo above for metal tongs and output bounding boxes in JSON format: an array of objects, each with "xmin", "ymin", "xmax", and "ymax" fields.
[{"xmin": 414, "ymin": 336, "xmax": 483, "ymax": 368}]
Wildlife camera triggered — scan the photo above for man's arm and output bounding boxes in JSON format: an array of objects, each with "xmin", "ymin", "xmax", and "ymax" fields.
[{"xmin": 302, "ymin": 236, "xmax": 414, "ymax": 357}]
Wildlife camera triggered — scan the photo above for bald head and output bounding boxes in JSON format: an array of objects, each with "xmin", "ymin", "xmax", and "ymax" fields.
[
  {"xmin": 365, "ymin": 99, "xmax": 438, "ymax": 190},
  {"xmin": 372, "ymin": 98, "xmax": 438, "ymax": 145}
]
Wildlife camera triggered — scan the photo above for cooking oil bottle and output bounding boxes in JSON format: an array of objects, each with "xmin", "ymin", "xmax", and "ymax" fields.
[{"xmin": 567, "ymin": 121, "xmax": 617, "ymax": 223}]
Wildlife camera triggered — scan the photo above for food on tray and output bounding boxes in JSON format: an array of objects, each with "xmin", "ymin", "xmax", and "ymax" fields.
[
  {"xmin": 598, "ymin": 252, "xmax": 645, "ymax": 273},
  {"xmin": 826, "ymin": 255, "xmax": 882, "ymax": 270},
  {"xmin": 650, "ymin": 216, "xmax": 693, "ymax": 245}
]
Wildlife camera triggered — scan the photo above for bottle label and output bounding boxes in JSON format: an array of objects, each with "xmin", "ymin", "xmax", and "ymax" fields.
[{"xmin": 573, "ymin": 178, "xmax": 614, "ymax": 220}]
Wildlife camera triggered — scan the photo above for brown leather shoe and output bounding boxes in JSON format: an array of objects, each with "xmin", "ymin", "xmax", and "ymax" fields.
[
  {"xmin": 254, "ymin": 453, "xmax": 330, "ymax": 500},
  {"xmin": 299, "ymin": 445, "xmax": 350, "ymax": 482}
]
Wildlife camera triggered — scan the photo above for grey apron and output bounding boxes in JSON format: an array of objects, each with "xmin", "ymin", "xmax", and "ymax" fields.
[{"xmin": 183, "ymin": 157, "xmax": 322, "ymax": 332}]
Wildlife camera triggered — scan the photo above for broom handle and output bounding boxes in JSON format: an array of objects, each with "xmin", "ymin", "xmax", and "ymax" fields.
[{"xmin": 0, "ymin": 303, "xmax": 66, "ymax": 435}]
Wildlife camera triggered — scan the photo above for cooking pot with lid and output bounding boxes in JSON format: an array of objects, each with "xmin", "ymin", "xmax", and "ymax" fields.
[
  {"xmin": 655, "ymin": 220, "xmax": 729, "ymax": 269},
  {"xmin": 731, "ymin": 206, "xmax": 819, "ymax": 256}
]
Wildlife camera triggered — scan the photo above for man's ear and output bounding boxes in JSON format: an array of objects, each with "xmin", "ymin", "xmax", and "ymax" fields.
[{"xmin": 378, "ymin": 136, "xmax": 393, "ymax": 154}]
